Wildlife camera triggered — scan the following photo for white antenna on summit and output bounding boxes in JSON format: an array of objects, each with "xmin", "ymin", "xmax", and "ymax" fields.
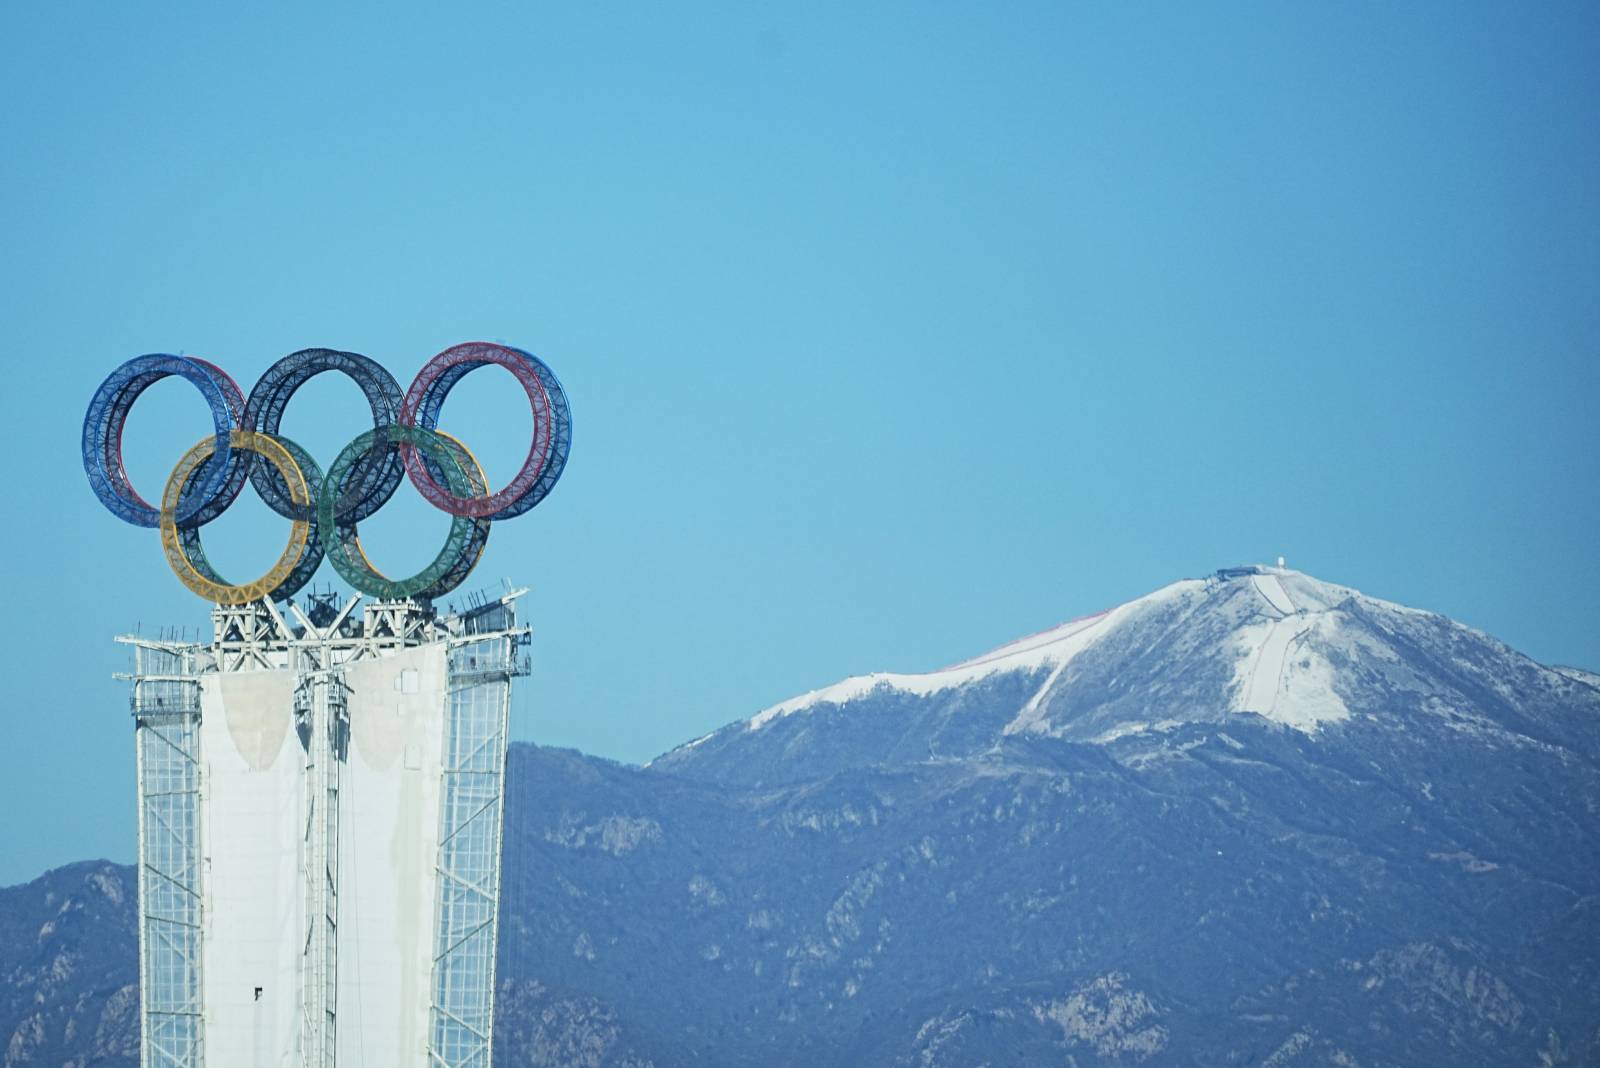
[{"xmin": 1277, "ymin": 555, "xmax": 1287, "ymax": 569}]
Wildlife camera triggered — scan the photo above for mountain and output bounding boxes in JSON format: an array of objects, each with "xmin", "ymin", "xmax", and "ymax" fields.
[
  {"xmin": 0, "ymin": 861, "xmax": 136, "ymax": 1068},
  {"xmin": 6, "ymin": 566, "xmax": 1600, "ymax": 1065}
]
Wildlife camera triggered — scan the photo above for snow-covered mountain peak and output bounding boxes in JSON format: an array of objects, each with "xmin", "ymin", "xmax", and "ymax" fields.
[
  {"xmin": 748, "ymin": 565, "xmax": 1370, "ymax": 736},
  {"xmin": 653, "ymin": 565, "xmax": 1600, "ymax": 784},
  {"xmin": 746, "ymin": 577, "xmax": 1201, "ymax": 732}
]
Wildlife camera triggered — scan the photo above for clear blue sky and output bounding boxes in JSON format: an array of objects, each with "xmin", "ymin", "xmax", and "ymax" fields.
[{"xmin": 1, "ymin": 2, "xmax": 1595, "ymax": 885}]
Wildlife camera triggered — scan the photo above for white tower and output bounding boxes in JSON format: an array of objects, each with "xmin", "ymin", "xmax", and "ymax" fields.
[{"xmin": 121, "ymin": 589, "xmax": 529, "ymax": 1067}]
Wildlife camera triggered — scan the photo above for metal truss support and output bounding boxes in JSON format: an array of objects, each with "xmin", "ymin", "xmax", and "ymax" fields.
[
  {"xmin": 210, "ymin": 599, "xmax": 293, "ymax": 671},
  {"xmin": 131, "ymin": 645, "xmax": 205, "ymax": 1068},
  {"xmin": 427, "ymin": 633, "xmax": 525, "ymax": 1068},
  {"xmin": 361, "ymin": 599, "xmax": 437, "ymax": 652},
  {"xmin": 296, "ymin": 670, "xmax": 347, "ymax": 1068}
]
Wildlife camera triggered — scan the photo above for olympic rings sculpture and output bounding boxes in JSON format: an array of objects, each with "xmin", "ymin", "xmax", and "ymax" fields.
[{"xmin": 82, "ymin": 343, "xmax": 571, "ymax": 605}]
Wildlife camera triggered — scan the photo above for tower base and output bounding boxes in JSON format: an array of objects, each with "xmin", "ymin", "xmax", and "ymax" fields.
[{"xmin": 119, "ymin": 588, "xmax": 530, "ymax": 1068}]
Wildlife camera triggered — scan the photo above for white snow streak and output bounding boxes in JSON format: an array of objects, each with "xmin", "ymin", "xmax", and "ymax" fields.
[
  {"xmin": 1252, "ymin": 573, "xmax": 1296, "ymax": 617},
  {"xmin": 1231, "ymin": 583, "xmax": 1352, "ymax": 731},
  {"xmin": 1237, "ymin": 617, "xmax": 1307, "ymax": 714},
  {"xmin": 749, "ymin": 581, "xmax": 1202, "ymax": 732}
]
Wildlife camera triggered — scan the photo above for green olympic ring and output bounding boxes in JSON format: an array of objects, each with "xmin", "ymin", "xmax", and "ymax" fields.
[{"xmin": 319, "ymin": 426, "xmax": 491, "ymax": 602}]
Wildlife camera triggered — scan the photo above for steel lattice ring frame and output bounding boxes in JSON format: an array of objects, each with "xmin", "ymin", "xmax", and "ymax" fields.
[
  {"xmin": 401, "ymin": 342, "xmax": 571, "ymax": 519},
  {"xmin": 325, "ymin": 431, "xmax": 491, "ymax": 602},
  {"xmin": 496, "ymin": 346, "xmax": 572, "ymax": 519},
  {"xmin": 93, "ymin": 357, "xmax": 250, "ymax": 528},
  {"xmin": 176, "ymin": 436, "xmax": 327, "ymax": 603},
  {"xmin": 246, "ymin": 348, "xmax": 406, "ymax": 523},
  {"xmin": 160, "ymin": 431, "xmax": 313, "ymax": 605},
  {"xmin": 404, "ymin": 431, "xmax": 491, "ymax": 596},
  {"xmin": 168, "ymin": 358, "xmax": 252, "ymax": 528},
  {"xmin": 83, "ymin": 355, "xmax": 241, "ymax": 529},
  {"xmin": 321, "ymin": 425, "xmax": 491, "ymax": 601}
]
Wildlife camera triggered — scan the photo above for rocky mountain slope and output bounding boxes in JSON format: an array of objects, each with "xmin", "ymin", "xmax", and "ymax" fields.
[
  {"xmin": 0, "ymin": 862, "xmax": 136, "ymax": 1068},
  {"xmin": 5, "ymin": 566, "xmax": 1599, "ymax": 1065}
]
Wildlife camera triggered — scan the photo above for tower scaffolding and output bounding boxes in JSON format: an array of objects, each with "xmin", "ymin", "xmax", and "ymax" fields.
[{"xmin": 118, "ymin": 588, "xmax": 531, "ymax": 1068}]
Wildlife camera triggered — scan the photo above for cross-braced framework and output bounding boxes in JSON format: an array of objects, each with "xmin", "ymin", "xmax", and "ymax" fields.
[
  {"xmin": 296, "ymin": 671, "xmax": 348, "ymax": 1068},
  {"xmin": 131, "ymin": 643, "xmax": 205, "ymax": 1068},
  {"xmin": 119, "ymin": 588, "xmax": 530, "ymax": 1068},
  {"xmin": 429, "ymin": 635, "xmax": 517, "ymax": 1066}
]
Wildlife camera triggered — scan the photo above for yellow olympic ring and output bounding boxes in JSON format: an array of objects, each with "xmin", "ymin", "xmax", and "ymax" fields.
[{"xmin": 160, "ymin": 431, "xmax": 312, "ymax": 605}]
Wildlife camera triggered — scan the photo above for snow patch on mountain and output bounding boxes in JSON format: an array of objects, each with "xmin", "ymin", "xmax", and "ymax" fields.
[
  {"xmin": 1554, "ymin": 665, "xmax": 1600, "ymax": 692},
  {"xmin": 1273, "ymin": 632, "xmax": 1352, "ymax": 729},
  {"xmin": 748, "ymin": 580, "xmax": 1201, "ymax": 732},
  {"xmin": 1251, "ymin": 573, "xmax": 1297, "ymax": 617},
  {"xmin": 1199, "ymin": 569, "xmax": 1353, "ymax": 731},
  {"xmin": 1230, "ymin": 576, "xmax": 1353, "ymax": 731},
  {"xmin": 1088, "ymin": 719, "xmax": 1187, "ymax": 745},
  {"xmin": 1233, "ymin": 617, "xmax": 1307, "ymax": 713}
]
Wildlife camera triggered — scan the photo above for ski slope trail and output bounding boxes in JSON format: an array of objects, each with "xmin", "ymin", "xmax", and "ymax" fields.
[
  {"xmin": 1238, "ymin": 572, "xmax": 1304, "ymax": 714},
  {"xmin": 1252, "ymin": 573, "xmax": 1296, "ymax": 617},
  {"xmin": 1240, "ymin": 616, "xmax": 1310, "ymax": 713}
]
